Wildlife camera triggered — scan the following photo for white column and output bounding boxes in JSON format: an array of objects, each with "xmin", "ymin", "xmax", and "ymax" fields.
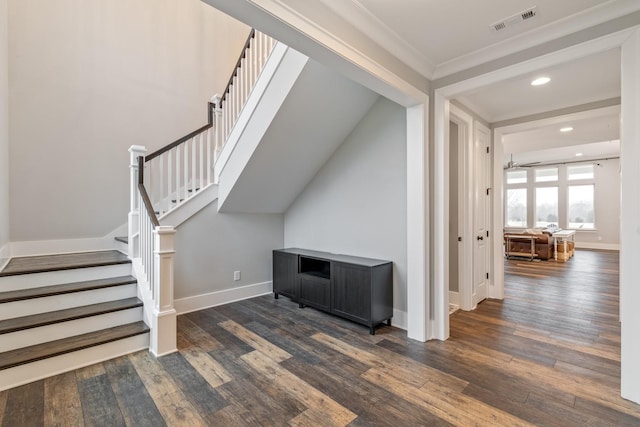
[
  {"xmin": 620, "ymin": 27, "xmax": 640, "ymax": 405},
  {"xmin": 150, "ymin": 225, "xmax": 177, "ymax": 357},
  {"xmin": 432, "ymin": 93, "xmax": 449, "ymax": 340},
  {"xmin": 406, "ymin": 103, "xmax": 429, "ymax": 341},
  {"xmin": 128, "ymin": 145, "xmax": 147, "ymax": 260}
]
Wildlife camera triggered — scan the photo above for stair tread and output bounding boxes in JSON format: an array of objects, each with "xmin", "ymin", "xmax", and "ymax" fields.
[
  {"xmin": 0, "ymin": 297, "xmax": 143, "ymax": 335},
  {"xmin": 0, "ymin": 275, "xmax": 137, "ymax": 303},
  {"xmin": 114, "ymin": 236, "xmax": 128, "ymax": 244},
  {"xmin": 0, "ymin": 250, "xmax": 130, "ymax": 277},
  {"xmin": 0, "ymin": 321, "xmax": 149, "ymax": 370}
]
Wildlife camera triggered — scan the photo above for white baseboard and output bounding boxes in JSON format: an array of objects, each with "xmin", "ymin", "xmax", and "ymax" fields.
[
  {"xmin": 174, "ymin": 281, "xmax": 273, "ymax": 315},
  {"xmin": 449, "ymin": 291, "xmax": 460, "ymax": 307},
  {"xmin": 392, "ymin": 309, "xmax": 407, "ymax": 330},
  {"xmin": 576, "ymin": 242, "xmax": 620, "ymax": 251}
]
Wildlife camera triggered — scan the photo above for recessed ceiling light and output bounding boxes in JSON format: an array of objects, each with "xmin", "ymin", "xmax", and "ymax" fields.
[
  {"xmin": 560, "ymin": 127, "xmax": 574, "ymax": 132},
  {"xmin": 531, "ymin": 77, "xmax": 550, "ymax": 86},
  {"xmin": 575, "ymin": 153, "xmax": 583, "ymax": 157}
]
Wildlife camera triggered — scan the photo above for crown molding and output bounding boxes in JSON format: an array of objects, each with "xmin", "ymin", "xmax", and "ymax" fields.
[
  {"xmin": 316, "ymin": 0, "xmax": 434, "ymax": 78},
  {"xmin": 247, "ymin": 0, "xmax": 428, "ymax": 104},
  {"xmin": 433, "ymin": 0, "xmax": 640, "ymax": 79}
]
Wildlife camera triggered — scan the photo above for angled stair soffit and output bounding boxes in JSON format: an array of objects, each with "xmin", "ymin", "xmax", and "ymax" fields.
[{"xmin": 217, "ymin": 51, "xmax": 379, "ymax": 214}]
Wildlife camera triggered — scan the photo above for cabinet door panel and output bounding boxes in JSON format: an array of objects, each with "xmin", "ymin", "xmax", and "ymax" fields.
[
  {"xmin": 299, "ymin": 274, "xmax": 330, "ymax": 312},
  {"xmin": 273, "ymin": 251, "xmax": 297, "ymax": 299},
  {"xmin": 332, "ymin": 263, "xmax": 371, "ymax": 324}
]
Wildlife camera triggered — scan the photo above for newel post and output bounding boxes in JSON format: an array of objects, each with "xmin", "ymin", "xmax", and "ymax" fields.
[
  {"xmin": 128, "ymin": 145, "xmax": 147, "ymax": 260},
  {"xmin": 211, "ymin": 94, "xmax": 223, "ymax": 184},
  {"xmin": 150, "ymin": 225, "xmax": 177, "ymax": 356}
]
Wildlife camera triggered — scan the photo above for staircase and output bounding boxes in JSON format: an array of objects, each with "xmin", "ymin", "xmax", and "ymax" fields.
[{"xmin": 0, "ymin": 250, "xmax": 149, "ymax": 391}]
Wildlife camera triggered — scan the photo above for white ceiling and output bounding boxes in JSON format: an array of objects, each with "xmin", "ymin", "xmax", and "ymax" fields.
[
  {"xmin": 457, "ymin": 48, "xmax": 621, "ymax": 122},
  {"xmin": 314, "ymin": 0, "xmax": 630, "ymax": 162},
  {"xmin": 318, "ymin": 0, "xmax": 639, "ymax": 78}
]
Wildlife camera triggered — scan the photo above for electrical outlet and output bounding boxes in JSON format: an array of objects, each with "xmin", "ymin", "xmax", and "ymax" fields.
[{"xmin": 234, "ymin": 271, "xmax": 241, "ymax": 281}]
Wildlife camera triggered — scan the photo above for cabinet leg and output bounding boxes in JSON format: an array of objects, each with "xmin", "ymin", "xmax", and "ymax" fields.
[
  {"xmin": 387, "ymin": 318, "xmax": 392, "ymax": 326},
  {"xmin": 299, "ymin": 303, "xmax": 304, "ymax": 308},
  {"xmin": 369, "ymin": 326, "xmax": 375, "ymax": 335},
  {"xmin": 274, "ymin": 293, "xmax": 279, "ymax": 299}
]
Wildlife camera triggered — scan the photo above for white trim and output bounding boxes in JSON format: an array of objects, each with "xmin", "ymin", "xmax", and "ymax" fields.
[
  {"xmin": 316, "ymin": 0, "xmax": 434, "ymax": 78},
  {"xmin": 159, "ymin": 184, "xmax": 218, "ymax": 228},
  {"xmin": 214, "ymin": 42, "xmax": 292, "ymax": 180},
  {"xmin": 246, "ymin": 0, "xmax": 428, "ymax": 104},
  {"xmin": 449, "ymin": 104, "xmax": 474, "ymax": 311},
  {"xmin": 433, "ymin": 1, "xmax": 640, "ymax": 79},
  {"xmin": 448, "ymin": 291, "xmax": 460, "ymax": 307},
  {"xmin": 174, "ymin": 281, "xmax": 273, "ymax": 314},
  {"xmin": 436, "ymin": 27, "xmax": 638, "ymax": 98},
  {"xmin": 431, "ymin": 93, "xmax": 449, "ymax": 341},
  {"xmin": 620, "ymin": 26, "xmax": 640, "ymax": 404},
  {"xmin": 491, "ymin": 130, "xmax": 505, "ymax": 300},
  {"xmin": 406, "ymin": 103, "xmax": 428, "ymax": 342}
]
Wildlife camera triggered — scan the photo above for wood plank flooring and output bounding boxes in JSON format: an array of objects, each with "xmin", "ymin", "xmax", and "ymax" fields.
[{"xmin": 1, "ymin": 249, "xmax": 639, "ymax": 426}]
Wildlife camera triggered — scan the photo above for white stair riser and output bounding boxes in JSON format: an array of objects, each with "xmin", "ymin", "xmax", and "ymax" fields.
[
  {"xmin": 114, "ymin": 240, "xmax": 129, "ymax": 256},
  {"xmin": 0, "ymin": 333, "xmax": 150, "ymax": 392},
  {"xmin": 0, "ymin": 307, "xmax": 143, "ymax": 352},
  {"xmin": 0, "ymin": 264, "xmax": 132, "ymax": 291},
  {"xmin": 0, "ymin": 284, "xmax": 137, "ymax": 321}
]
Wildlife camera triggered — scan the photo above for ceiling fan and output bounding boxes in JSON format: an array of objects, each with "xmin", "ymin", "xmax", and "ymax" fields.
[{"xmin": 504, "ymin": 154, "xmax": 540, "ymax": 170}]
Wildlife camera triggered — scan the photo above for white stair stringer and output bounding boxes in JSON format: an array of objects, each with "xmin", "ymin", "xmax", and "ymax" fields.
[
  {"xmin": 0, "ymin": 306, "xmax": 143, "ymax": 352},
  {"xmin": 158, "ymin": 184, "xmax": 219, "ymax": 228},
  {"xmin": 215, "ymin": 47, "xmax": 379, "ymax": 213},
  {"xmin": 0, "ymin": 333, "xmax": 149, "ymax": 392}
]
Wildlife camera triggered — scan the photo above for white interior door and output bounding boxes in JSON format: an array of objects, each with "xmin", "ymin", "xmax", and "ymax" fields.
[{"xmin": 473, "ymin": 123, "xmax": 491, "ymax": 305}]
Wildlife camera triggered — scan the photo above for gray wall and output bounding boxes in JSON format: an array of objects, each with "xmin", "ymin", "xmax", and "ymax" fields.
[
  {"xmin": 174, "ymin": 201, "xmax": 283, "ymax": 300},
  {"xmin": 284, "ymin": 96, "xmax": 408, "ymax": 312},
  {"xmin": 7, "ymin": 0, "xmax": 250, "ymax": 241},
  {"xmin": 0, "ymin": 0, "xmax": 8, "ymax": 251}
]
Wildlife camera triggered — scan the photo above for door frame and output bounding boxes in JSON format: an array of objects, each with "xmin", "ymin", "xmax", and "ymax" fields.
[{"xmin": 449, "ymin": 105, "xmax": 475, "ymax": 311}]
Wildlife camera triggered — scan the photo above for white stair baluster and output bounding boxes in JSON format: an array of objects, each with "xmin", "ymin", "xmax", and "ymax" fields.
[
  {"xmin": 191, "ymin": 137, "xmax": 196, "ymax": 198},
  {"xmin": 199, "ymin": 132, "xmax": 204, "ymax": 190},
  {"xmin": 183, "ymin": 139, "xmax": 189, "ymax": 202},
  {"xmin": 167, "ymin": 150, "xmax": 173, "ymax": 210}
]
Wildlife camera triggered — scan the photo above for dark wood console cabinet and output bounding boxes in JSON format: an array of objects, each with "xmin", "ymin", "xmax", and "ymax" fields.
[{"xmin": 273, "ymin": 248, "xmax": 393, "ymax": 334}]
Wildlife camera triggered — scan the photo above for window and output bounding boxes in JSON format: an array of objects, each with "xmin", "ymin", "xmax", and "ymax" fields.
[
  {"xmin": 568, "ymin": 185, "xmax": 595, "ymax": 229},
  {"xmin": 506, "ymin": 170, "xmax": 527, "ymax": 184},
  {"xmin": 535, "ymin": 167, "xmax": 558, "ymax": 182},
  {"xmin": 536, "ymin": 187, "xmax": 558, "ymax": 227},
  {"xmin": 506, "ymin": 188, "xmax": 527, "ymax": 227},
  {"xmin": 568, "ymin": 164, "xmax": 594, "ymax": 180}
]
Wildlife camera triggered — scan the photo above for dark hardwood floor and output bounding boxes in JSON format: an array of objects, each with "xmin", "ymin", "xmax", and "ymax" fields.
[{"xmin": 1, "ymin": 249, "xmax": 638, "ymax": 426}]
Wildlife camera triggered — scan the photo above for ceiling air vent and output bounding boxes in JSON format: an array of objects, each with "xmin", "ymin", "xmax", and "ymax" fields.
[{"xmin": 491, "ymin": 6, "xmax": 537, "ymax": 32}]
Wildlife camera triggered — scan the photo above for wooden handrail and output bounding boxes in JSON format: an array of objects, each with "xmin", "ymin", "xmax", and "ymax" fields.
[
  {"xmin": 137, "ymin": 156, "xmax": 160, "ymax": 226},
  {"xmin": 138, "ymin": 184, "xmax": 160, "ymax": 227},
  {"xmin": 145, "ymin": 28, "xmax": 259, "ymax": 163},
  {"xmin": 220, "ymin": 29, "xmax": 256, "ymax": 105},
  {"xmin": 145, "ymin": 103, "xmax": 215, "ymax": 162}
]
